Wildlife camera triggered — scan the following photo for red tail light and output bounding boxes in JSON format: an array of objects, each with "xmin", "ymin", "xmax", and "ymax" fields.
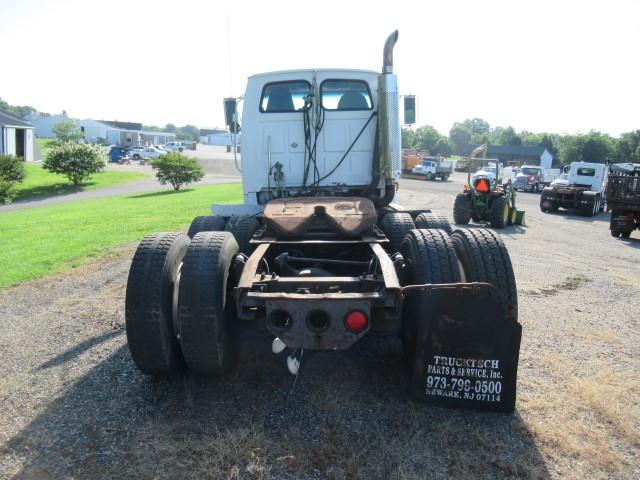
[{"xmin": 345, "ymin": 311, "xmax": 367, "ymax": 332}]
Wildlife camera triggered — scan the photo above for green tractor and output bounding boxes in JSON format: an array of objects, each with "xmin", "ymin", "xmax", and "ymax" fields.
[{"xmin": 453, "ymin": 145, "xmax": 524, "ymax": 229}]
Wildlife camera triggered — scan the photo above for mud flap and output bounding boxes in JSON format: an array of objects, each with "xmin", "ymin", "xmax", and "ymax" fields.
[{"xmin": 409, "ymin": 287, "xmax": 522, "ymax": 413}]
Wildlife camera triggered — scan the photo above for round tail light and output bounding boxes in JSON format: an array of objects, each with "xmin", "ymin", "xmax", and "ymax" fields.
[{"xmin": 345, "ymin": 311, "xmax": 368, "ymax": 333}]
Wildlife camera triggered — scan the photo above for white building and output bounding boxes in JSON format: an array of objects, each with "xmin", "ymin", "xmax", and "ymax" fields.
[
  {"xmin": 0, "ymin": 110, "xmax": 35, "ymax": 161},
  {"xmin": 199, "ymin": 128, "xmax": 236, "ymax": 146},
  {"xmin": 29, "ymin": 115, "xmax": 176, "ymax": 146}
]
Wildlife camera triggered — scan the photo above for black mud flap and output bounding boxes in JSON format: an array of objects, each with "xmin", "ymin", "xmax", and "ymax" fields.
[{"xmin": 409, "ymin": 287, "xmax": 522, "ymax": 413}]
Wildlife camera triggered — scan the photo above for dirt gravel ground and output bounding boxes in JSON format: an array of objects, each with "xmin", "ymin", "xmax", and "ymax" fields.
[{"xmin": 1, "ymin": 173, "xmax": 639, "ymax": 479}]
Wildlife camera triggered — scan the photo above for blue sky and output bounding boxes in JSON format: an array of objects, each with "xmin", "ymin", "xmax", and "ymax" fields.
[{"xmin": 0, "ymin": 0, "xmax": 638, "ymax": 136}]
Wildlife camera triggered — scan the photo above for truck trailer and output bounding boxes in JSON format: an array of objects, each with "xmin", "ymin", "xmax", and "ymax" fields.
[
  {"xmin": 124, "ymin": 31, "xmax": 522, "ymax": 412},
  {"xmin": 607, "ymin": 162, "xmax": 640, "ymax": 238}
]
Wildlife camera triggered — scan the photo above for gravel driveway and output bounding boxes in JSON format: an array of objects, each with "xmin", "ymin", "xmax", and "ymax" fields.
[{"xmin": 1, "ymin": 174, "xmax": 638, "ymax": 479}]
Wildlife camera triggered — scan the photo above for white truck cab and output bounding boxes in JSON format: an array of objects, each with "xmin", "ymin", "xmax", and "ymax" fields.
[
  {"xmin": 566, "ymin": 161, "xmax": 607, "ymax": 192},
  {"xmin": 240, "ymin": 69, "xmax": 379, "ymax": 205}
]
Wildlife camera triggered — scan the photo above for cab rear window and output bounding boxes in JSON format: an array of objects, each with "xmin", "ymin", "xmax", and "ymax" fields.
[
  {"xmin": 260, "ymin": 81, "xmax": 310, "ymax": 113},
  {"xmin": 577, "ymin": 168, "xmax": 596, "ymax": 176},
  {"xmin": 321, "ymin": 80, "xmax": 373, "ymax": 111}
]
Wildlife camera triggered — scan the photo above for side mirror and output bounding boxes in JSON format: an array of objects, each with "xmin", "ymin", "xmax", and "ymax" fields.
[
  {"xmin": 403, "ymin": 95, "xmax": 416, "ymax": 125},
  {"xmin": 223, "ymin": 97, "xmax": 240, "ymax": 133}
]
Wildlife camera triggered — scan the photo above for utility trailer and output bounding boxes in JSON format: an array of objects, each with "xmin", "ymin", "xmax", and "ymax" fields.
[
  {"xmin": 607, "ymin": 163, "xmax": 640, "ymax": 238},
  {"xmin": 540, "ymin": 161, "xmax": 607, "ymax": 216},
  {"xmin": 125, "ymin": 32, "xmax": 522, "ymax": 412}
]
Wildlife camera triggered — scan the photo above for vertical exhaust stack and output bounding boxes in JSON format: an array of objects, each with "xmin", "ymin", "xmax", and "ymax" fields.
[{"xmin": 378, "ymin": 30, "xmax": 402, "ymax": 186}]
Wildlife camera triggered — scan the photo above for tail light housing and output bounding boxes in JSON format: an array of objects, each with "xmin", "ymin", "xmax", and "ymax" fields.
[{"xmin": 345, "ymin": 311, "xmax": 368, "ymax": 333}]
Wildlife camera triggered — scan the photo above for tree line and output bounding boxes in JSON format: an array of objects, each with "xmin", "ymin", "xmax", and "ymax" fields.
[{"xmin": 402, "ymin": 118, "xmax": 640, "ymax": 166}]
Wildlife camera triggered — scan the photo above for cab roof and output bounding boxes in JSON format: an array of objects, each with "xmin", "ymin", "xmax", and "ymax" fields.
[{"xmin": 249, "ymin": 68, "xmax": 378, "ymax": 79}]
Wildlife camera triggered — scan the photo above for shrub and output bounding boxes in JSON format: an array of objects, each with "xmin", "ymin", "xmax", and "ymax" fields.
[
  {"xmin": 150, "ymin": 152, "xmax": 204, "ymax": 191},
  {"xmin": 0, "ymin": 154, "xmax": 26, "ymax": 204},
  {"xmin": 44, "ymin": 142, "xmax": 106, "ymax": 185}
]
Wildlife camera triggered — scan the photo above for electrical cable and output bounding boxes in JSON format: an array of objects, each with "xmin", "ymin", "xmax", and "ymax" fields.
[{"xmin": 312, "ymin": 111, "xmax": 377, "ymax": 187}]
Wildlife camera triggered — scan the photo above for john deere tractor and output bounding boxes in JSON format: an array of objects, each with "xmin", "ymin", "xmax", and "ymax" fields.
[{"xmin": 453, "ymin": 145, "xmax": 523, "ymax": 229}]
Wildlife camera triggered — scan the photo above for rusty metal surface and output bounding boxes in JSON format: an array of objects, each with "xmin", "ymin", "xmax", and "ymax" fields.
[
  {"xmin": 238, "ymin": 243, "xmax": 270, "ymax": 290},
  {"xmin": 262, "ymin": 197, "xmax": 377, "ymax": 238},
  {"xmin": 369, "ymin": 242, "xmax": 400, "ymax": 289}
]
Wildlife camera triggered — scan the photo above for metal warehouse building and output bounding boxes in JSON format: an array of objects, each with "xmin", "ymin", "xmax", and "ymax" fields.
[
  {"xmin": 464, "ymin": 144, "xmax": 554, "ymax": 168},
  {"xmin": 0, "ymin": 110, "xmax": 36, "ymax": 161}
]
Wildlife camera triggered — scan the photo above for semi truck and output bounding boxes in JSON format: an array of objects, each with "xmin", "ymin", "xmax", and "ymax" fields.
[
  {"xmin": 540, "ymin": 161, "xmax": 607, "ymax": 216},
  {"xmin": 513, "ymin": 165, "xmax": 561, "ymax": 192},
  {"xmin": 124, "ymin": 31, "xmax": 522, "ymax": 412},
  {"xmin": 607, "ymin": 162, "xmax": 640, "ymax": 238}
]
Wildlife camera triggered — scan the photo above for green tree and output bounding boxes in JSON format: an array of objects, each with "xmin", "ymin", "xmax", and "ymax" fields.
[
  {"xmin": 614, "ymin": 130, "xmax": 640, "ymax": 163},
  {"xmin": 413, "ymin": 125, "xmax": 442, "ymax": 152},
  {"xmin": 44, "ymin": 142, "xmax": 106, "ymax": 185},
  {"xmin": 433, "ymin": 137, "xmax": 454, "ymax": 156},
  {"xmin": 176, "ymin": 124, "xmax": 200, "ymax": 141},
  {"xmin": 150, "ymin": 152, "xmax": 204, "ymax": 191},
  {"xmin": 494, "ymin": 126, "xmax": 522, "ymax": 146},
  {"xmin": 402, "ymin": 128, "xmax": 417, "ymax": 149},
  {"xmin": 461, "ymin": 118, "xmax": 491, "ymax": 136},
  {"xmin": 0, "ymin": 154, "xmax": 26, "ymax": 203},
  {"xmin": 449, "ymin": 123, "xmax": 472, "ymax": 154},
  {"xmin": 557, "ymin": 131, "xmax": 614, "ymax": 165},
  {"xmin": 0, "ymin": 97, "xmax": 37, "ymax": 119},
  {"xmin": 163, "ymin": 123, "xmax": 177, "ymax": 133},
  {"xmin": 52, "ymin": 119, "xmax": 83, "ymax": 142}
]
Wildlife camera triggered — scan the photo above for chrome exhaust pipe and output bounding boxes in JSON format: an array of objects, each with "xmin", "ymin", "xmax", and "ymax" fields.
[
  {"xmin": 382, "ymin": 30, "xmax": 399, "ymax": 73},
  {"xmin": 378, "ymin": 30, "xmax": 402, "ymax": 189}
]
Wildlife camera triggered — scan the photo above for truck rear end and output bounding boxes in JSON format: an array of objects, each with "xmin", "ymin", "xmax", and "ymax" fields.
[
  {"xmin": 123, "ymin": 31, "xmax": 523, "ymax": 413},
  {"xmin": 607, "ymin": 163, "xmax": 640, "ymax": 238}
]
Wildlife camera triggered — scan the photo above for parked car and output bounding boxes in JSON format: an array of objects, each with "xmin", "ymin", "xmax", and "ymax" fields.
[
  {"xmin": 163, "ymin": 142, "xmax": 185, "ymax": 152},
  {"xmin": 129, "ymin": 146, "xmax": 166, "ymax": 160}
]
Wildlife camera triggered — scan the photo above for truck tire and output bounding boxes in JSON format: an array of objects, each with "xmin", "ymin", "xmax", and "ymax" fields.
[
  {"xmin": 414, "ymin": 212, "xmax": 452, "ymax": 234},
  {"xmin": 451, "ymin": 228, "xmax": 518, "ymax": 319},
  {"xmin": 225, "ymin": 215, "xmax": 261, "ymax": 254},
  {"xmin": 399, "ymin": 229, "xmax": 461, "ymax": 365},
  {"xmin": 453, "ymin": 193, "xmax": 472, "ymax": 224},
  {"xmin": 489, "ymin": 196, "xmax": 509, "ymax": 228},
  {"xmin": 125, "ymin": 232, "xmax": 189, "ymax": 376},
  {"xmin": 442, "ymin": 174, "xmax": 449, "ymax": 181},
  {"xmin": 381, "ymin": 212, "xmax": 415, "ymax": 253},
  {"xmin": 187, "ymin": 215, "xmax": 226, "ymax": 239},
  {"xmin": 580, "ymin": 192, "xmax": 597, "ymax": 217},
  {"xmin": 178, "ymin": 232, "xmax": 239, "ymax": 376}
]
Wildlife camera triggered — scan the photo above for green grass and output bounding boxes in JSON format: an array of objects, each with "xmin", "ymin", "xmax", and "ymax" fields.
[
  {"xmin": 0, "ymin": 183, "xmax": 242, "ymax": 287},
  {"xmin": 14, "ymin": 163, "xmax": 148, "ymax": 201},
  {"xmin": 36, "ymin": 138, "xmax": 56, "ymax": 158}
]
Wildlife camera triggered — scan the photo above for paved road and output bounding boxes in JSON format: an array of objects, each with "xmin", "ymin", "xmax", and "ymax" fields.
[{"xmin": 0, "ymin": 174, "xmax": 241, "ymax": 213}]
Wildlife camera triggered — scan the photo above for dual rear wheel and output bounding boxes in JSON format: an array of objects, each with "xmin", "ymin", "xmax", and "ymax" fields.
[
  {"xmin": 125, "ymin": 231, "xmax": 239, "ymax": 377},
  {"xmin": 399, "ymin": 227, "xmax": 518, "ymax": 366}
]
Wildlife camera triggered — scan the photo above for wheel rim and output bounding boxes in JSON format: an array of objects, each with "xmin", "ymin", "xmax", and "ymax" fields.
[
  {"xmin": 172, "ymin": 263, "xmax": 182, "ymax": 339},
  {"xmin": 503, "ymin": 204, "xmax": 509, "ymax": 223}
]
